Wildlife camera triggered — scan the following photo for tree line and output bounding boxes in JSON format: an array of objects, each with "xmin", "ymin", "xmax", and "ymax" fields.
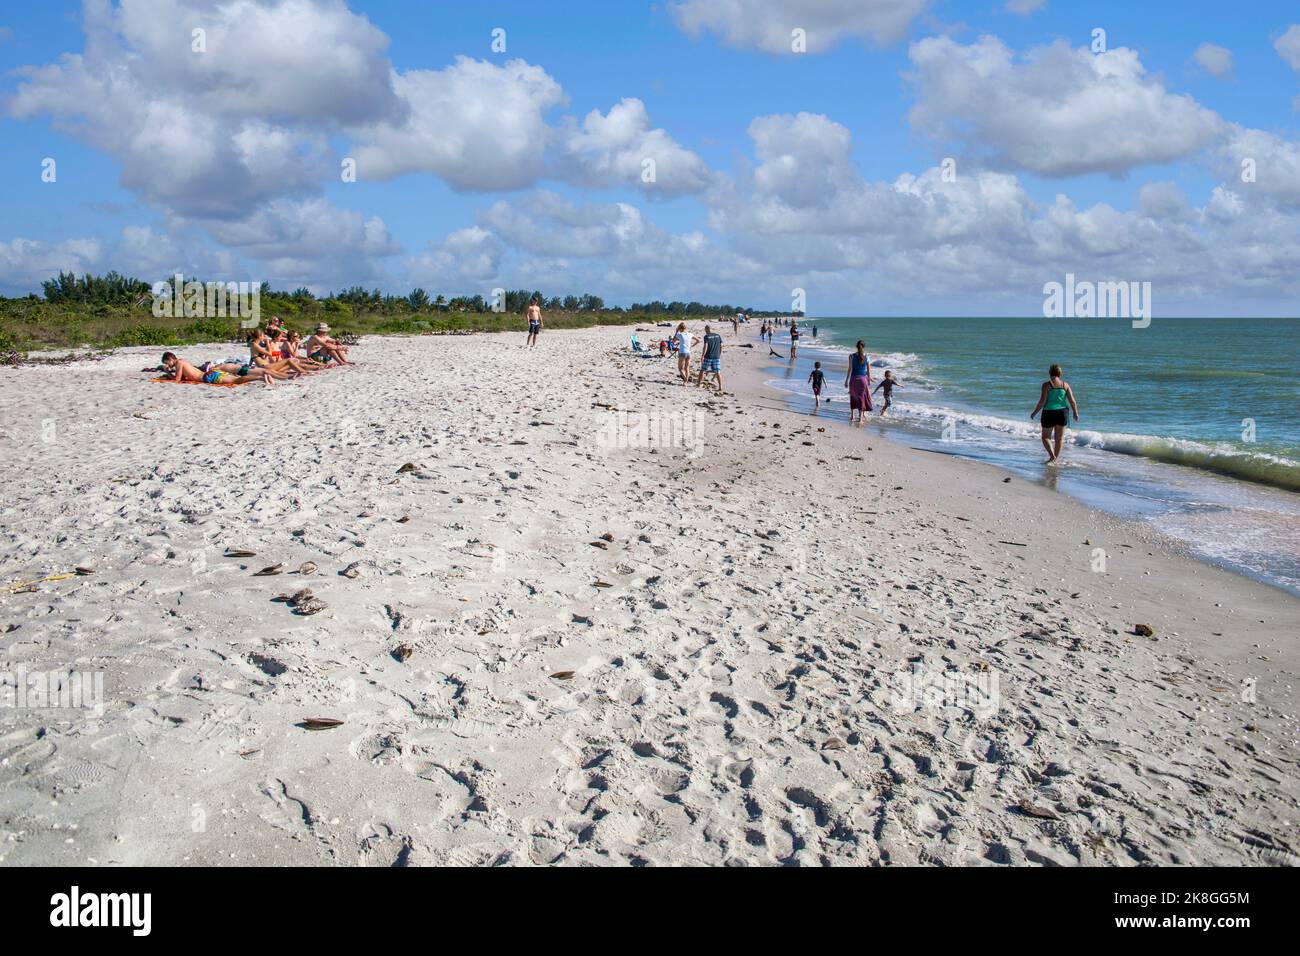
[{"xmin": 26, "ymin": 271, "xmax": 802, "ymax": 317}]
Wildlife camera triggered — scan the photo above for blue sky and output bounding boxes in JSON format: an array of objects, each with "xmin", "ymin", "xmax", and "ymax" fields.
[{"xmin": 1, "ymin": 1, "xmax": 1298, "ymax": 314}]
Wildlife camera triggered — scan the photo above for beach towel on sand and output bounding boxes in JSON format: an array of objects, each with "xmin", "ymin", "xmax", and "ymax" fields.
[{"xmin": 150, "ymin": 376, "xmax": 246, "ymax": 388}]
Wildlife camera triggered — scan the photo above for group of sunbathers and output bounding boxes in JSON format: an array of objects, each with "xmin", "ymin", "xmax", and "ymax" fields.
[{"xmin": 158, "ymin": 319, "xmax": 353, "ymax": 385}]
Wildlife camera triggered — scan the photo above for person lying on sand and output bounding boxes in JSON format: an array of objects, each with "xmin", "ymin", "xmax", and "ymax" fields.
[
  {"xmin": 199, "ymin": 358, "xmax": 291, "ymax": 381},
  {"xmin": 161, "ymin": 352, "xmax": 277, "ymax": 386},
  {"xmin": 305, "ymin": 324, "xmax": 352, "ymax": 365}
]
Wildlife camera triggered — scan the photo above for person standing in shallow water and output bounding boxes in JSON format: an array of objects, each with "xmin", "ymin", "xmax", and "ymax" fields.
[
  {"xmin": 1030, "ymin": 363, "xmax": 1080, "ymax": 464},
  {"xmin": 845, "ymin": 340, "xmax": 872, "ymax": 426}
]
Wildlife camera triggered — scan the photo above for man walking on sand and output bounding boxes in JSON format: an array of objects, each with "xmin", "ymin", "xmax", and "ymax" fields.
[
  {"xmin": 525, "ymin": 298, "xmax": 543, "ymax": 349},
  {"xmin": 696, "ymin": 324, "xmax": 723, "ymax": 391}
]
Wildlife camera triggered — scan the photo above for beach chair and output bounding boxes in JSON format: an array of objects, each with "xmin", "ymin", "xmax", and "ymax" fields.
[{"xmin": 631, "ymin": 334, "xmax": 643, "ymax": 352}]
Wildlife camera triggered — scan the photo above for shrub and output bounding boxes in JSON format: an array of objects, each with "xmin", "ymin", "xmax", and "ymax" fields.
[
  {"xmin": 181, "ymin": 318, "xmax": 238, "ymax": 342},
  {"xmin": 0, "ymin": 328, "xmax": 23, "ymax": 353},
  {"xmin": 107, "ymin": 325, "xmax": 180, "ymax": 348}
]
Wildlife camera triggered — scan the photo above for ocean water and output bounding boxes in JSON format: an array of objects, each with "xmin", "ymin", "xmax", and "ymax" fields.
[{"xmin": 758, "ymin": 316, "xmax": 1300, "ymax": 593}]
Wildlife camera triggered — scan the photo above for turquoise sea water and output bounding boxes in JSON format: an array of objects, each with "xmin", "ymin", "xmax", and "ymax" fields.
[{"xmin": 760, "ymin": 316, "xmax": 1300, "ymax": 593}]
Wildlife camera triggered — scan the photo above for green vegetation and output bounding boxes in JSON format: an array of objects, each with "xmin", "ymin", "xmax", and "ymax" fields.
[{"xmin": 0, "ymin": 273, "xmax": 801, "ymax": 357}]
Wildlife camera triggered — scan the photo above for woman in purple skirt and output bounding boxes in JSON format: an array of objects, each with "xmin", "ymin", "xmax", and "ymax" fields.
[{"xmin": 845, "ymin": 340, "xmax": 872, "ymax": 426}]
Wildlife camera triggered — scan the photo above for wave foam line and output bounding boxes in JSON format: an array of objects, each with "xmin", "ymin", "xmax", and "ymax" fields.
[{"xmin": 897, "ymin": 404, "xmax": 1300, "ymax": 492}]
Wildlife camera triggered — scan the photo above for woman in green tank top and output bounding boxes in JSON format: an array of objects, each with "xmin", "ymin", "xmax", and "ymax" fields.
[{"xmin": 1030, "ymin": 363, "xmax": 1080, "ymax": 464}]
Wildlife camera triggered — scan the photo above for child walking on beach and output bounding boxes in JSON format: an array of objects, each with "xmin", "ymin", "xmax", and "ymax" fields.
[
  {"xmin": 873, "ymin": 370, "xmax": 902, "ymax": 415},
  {"xmin": 808, "ymin": 361, "xmax": 826, "ymax": 410}
]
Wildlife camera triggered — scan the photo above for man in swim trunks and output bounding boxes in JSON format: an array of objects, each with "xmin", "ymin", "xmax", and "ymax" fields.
[
  {"xmin": 305, "ymin": 323, "xmax": 351, "ymax": 365},
  {"xmin": 200, "ymin": 358, "xmax": 287, "ymax": 380},
  {"xmin": 161, "ymin": 352, "xmax": 277, "ymax": 385},
  {"xmin": 696, "ymin": 324, "xmax": 723, "ymax": 391},
  {"xmin": 789, "ymin": 321, "xmax": 800, "ymax": 358},
  {"xmin": 526, "ymin": 298, "xmax": 543, "ymax": 349}
]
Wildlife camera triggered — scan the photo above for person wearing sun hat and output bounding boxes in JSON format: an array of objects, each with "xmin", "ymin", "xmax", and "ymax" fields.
[{"xmin": 305, "ymin": 322, "xmax": 352, "ymax": 365}]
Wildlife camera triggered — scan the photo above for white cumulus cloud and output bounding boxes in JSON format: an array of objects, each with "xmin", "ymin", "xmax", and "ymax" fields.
[
  {"xmin": 907, "ymin": 36, "xmax": 1227, "ymax": 177},
  {"xmin": 405, "ymin": 227, "xmax": 504, "ymax": 291},
  {"xmin": 349, "ymin": 57, "xmax": 565, "ymax": 191},
  {"xmin": 557, "ymin": 98, "xmax": 714, "ymax": 197},
  {"xmin": 1276, "ymin": 25, "xmax": 1300, "ymax": 70},
  {"xmin": 1193, "ymin": 42, "xmax": 1233, "ymax": 78},
  {"xmin": 6, "ymin": 0, "xmax": 401, "ymax": 218}
]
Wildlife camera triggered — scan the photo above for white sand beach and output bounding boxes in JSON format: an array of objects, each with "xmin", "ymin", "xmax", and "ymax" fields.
[{"xmin": 0, "ymin": 325, "xmax": 1296, "ymax": 866}]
